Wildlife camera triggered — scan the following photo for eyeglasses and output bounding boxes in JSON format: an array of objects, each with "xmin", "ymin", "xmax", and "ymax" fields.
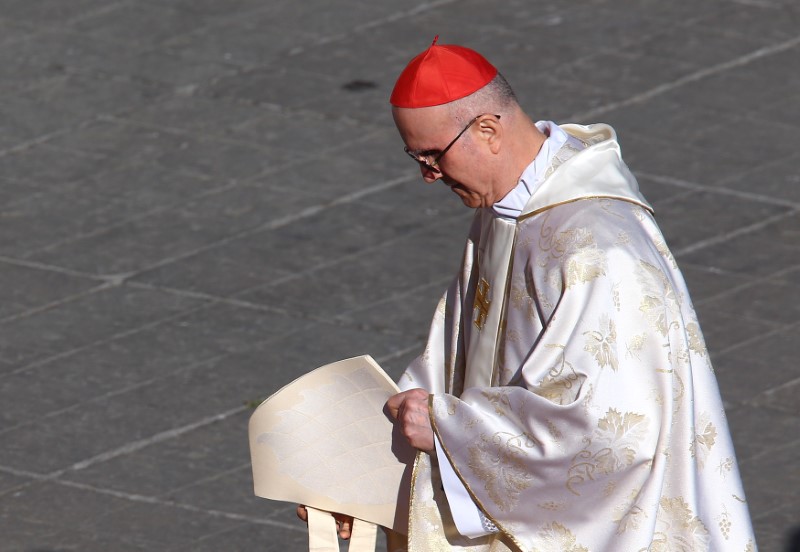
[{"xmin": 404, "ymin": 113, "xmax": 501, "ymax": 173}]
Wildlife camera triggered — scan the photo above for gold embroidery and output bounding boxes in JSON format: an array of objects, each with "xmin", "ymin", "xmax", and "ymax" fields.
[
  {"xmin": 467, "ymin": 430, "xmax": 538, "ymax": 512},
  {"xmin": 649, "ymin": 497, "xmax": 710, "ymax": 552},
  {"xmin": 717, "ymin": 457, "xmax": 734, "ymax": 477},
  {"xmin": 613, "ymin": 489, "xmax": 648, "ymax": 534},
  {"xmin": 636, "ymin": 260, "xmax": 680, "ymax": 337},
  {"xmin": 654, "ymin": 237, "xmax": 678, "ymax": 270},
  {"xmin": 691, "ymin": 412, "xmax": 717, "ymax": 470},
  {"xmin": 599, "ymin": 198, "xmax": 625, "ymax": 219},
  {"xmin": 532, "ymin": 522, "xmax": 589, "ymax": 552},
  {"xmin": 538, "ymin": 219, "xmax": 607, "ymax": 289},
  {"xmin": 626, "ymin": 333, "xmax": 647, "ymax": 360},
  {"xmin": 474, "ymin": 277, "xmax": 491, "ymax": 330},
  {"xmin": 565, "ymin": 246, "xmax": 607, "ymax": 288},
  {"xmin": 567, "ymin": 408, "xmax": 649, "ymax": 496},
  {"xmin": 546, "ymin": 418, "xmax": 564, "ymax": 442},
  {"xmin": 481, "ymin": 389, "xmax": 511, "ymax": 417},
  {"xmin": 509, "ymin": 277, "xmax": 537, "ymax": 321},
  {"xmin": 538, "ymin": 500, "xmax": 567, "ymax": 511},
  {"xmin": 671, "ymin": 370, "xmax": 686, "ymax": 415},
  {"xmin": 535, "ymin": 345, "xmax": 584, "ymax": 405},
  {"xmin": 717, "ymin": 506, "xmax": 732, "ymax": 540},
  {"xmin": 583, "ymin": 315, "xmax": 619, "ymax": 371},
  {"xmin": 686, "ymin": 322, "xmax": 708, "ymax": 357}
]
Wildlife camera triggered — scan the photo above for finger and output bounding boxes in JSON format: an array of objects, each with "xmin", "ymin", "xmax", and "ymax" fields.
[
  {"xmin": 338, "ymin": 517, "xmax": 352, "ymax": 540},
  {"xmin": 385, "ymin": 392, "xmax": 405, "ymax": 419},
  {"xmin": 296, "ymin": 504, "xmax": 308, "ymax": 522}
]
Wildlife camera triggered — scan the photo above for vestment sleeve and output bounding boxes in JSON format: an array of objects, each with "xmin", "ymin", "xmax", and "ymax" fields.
[{"xmin": 429, "ymin": 208, "xmax": 680, "ymax": 537}]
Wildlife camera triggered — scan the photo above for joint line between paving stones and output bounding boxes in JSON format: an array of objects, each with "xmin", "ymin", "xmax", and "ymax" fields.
[
  {"xmin": 20, "ymin": 345, "xmax": 425, "ymax": 486},
  {"xmin": 374, "ymin": 343, "xmax": 428, "ymax": 366},
  {"xmin": 748, "ymin": 374, "xmax": 800, "ymax": 406},
  {"xmin": 51, "ymin": 406, "xmax": 247, "ymax": 477},
  {"xmin": 59, "ymin": 477, "xmax": 306, "ymax": 533},
  {"xmin": 285, "ymin": 0, "xmax": 462, "ymax": 56},
  {"xmin": 124, "ymin": 210, "xmax": 466, "ymax": 334},
  {"xmin": 571, "ymin": 33, "xmax": 800, "ymax": 121},
  {"xmin": 0, "ymin": 352, "xmax": 232, "ymax": 437},
  {"xmin": 20, "ymin": 124, "xmax": 392, "ymax": 261},
  {"xmin": 0, "ymin": 255, "xmax": 108, "ymax": 282},
  {"xmin": 0, "ymin": 282, "xmax": 116, "ymax": 326},
  {"xmin": 122, "ymin": 173, "xmax": 418, "ymax": 280},
  {"xmin": 636, "ymin": 171, "xmax": 800, "ymax": 210},
  {"xmin": 338, "ymin": 275, "xmax": 453, "ymax": 320},
  {"xmin": 673, "ymin": 210, "xmax": 797, "ymax": 257},
  {"xmin": 715, "ymin": 320, "xmax": 800, "ymax": 358},
  {"xmin": 1, "ymin": 318, "xmax": 324, "ymax": 437},
  {"xmin": 693, "ymin": 263, "xmax": 800, "ymax": 307},
  {"xmin": 222, "ymin": 209, "xmax": 469, "ymax": 293},
  {"xmin": 0, "ymin": 115, "xmax": 112, "ymax": 158},
  {"xmin": 0, "ymin": 463, "xmax": 303, "ymax": 532},
  {"xmin": 104, "ymin": 111, "xmax": 387, "ymax": 157},
  {"xmin": 3, "ymin": 301, "xmax": 215, "ymax": 379},
  {"xmin": 740, "ymin": 431, "xmax": 800, "ymax": 465}
]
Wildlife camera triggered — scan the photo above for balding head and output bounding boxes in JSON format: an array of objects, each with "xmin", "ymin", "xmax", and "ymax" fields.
[{"xmin": 446, "ymin": 73, "xmax": 519, "ymax": 129}]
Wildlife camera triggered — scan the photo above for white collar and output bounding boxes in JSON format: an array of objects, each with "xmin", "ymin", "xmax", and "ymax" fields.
[{"xmin": 492, "ymin": 121, "xmax": 575, "ymax": 219}]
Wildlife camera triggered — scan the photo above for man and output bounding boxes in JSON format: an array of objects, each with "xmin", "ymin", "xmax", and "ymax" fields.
[{"xmin": 382, "ymin": 37, "xmax": 756, "ymax": 551}]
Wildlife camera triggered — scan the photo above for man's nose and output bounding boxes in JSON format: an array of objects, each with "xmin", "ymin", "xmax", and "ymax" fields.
[{"xmin": 421, "ymin": 164, "xmax": 442, "ymax": 183}]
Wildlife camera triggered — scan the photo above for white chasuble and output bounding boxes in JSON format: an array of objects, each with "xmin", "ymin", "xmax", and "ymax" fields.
[{"xmin": 398, "ymin": 124, "xmax": 756, "ymax": 551}]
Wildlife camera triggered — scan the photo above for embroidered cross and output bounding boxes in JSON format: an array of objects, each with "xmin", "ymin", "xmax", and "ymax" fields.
[{"xmin": 473, "ymin": 278, "xmax": 491, "ymax": 330}]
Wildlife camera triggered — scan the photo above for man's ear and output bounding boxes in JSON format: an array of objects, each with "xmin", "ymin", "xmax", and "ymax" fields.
[{"xmin": 478, "ymin": 116, "xmax": 502, "ymax": 154}]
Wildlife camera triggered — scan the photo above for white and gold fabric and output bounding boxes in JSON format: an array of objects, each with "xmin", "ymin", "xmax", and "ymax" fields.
[
  {"xmin": 249, "ymin": 355, "xmax": 415, "ymax": 551},
  {"xmin": 400, "ymin": 124, "xmax": 757, "ymax": 551}
]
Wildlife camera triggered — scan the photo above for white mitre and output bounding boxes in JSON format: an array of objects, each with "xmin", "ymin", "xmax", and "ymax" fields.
[{"xmin": 248, "ymin": 355, "xmax": 414, "ymax": 536}]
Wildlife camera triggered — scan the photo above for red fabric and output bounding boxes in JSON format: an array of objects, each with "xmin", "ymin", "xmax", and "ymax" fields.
[{"xmin": 390, "ymin": 38, "xmax": 498, "ymax": 108}]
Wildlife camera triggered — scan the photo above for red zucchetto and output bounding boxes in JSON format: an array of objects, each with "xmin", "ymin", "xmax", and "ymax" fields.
[{"xmin": 390, "ymin": 36, "xmax": 498, "ymax": 108}]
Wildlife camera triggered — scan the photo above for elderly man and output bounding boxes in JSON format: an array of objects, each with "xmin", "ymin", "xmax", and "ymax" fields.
[{"xmin": 382, "ymin": 38, "xmax": 756, "ymax": 551}]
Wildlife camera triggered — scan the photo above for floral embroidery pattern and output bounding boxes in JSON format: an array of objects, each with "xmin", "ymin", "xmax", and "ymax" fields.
[
  {"xmin": 481, "ymin": 389, "xmax": 512, "ymax": 417},
  {"xmin": 613, "ymin": 489, "xmax": 648, "ymax": 534},
  {"xmin": 532, "ymin": 522, "xmax": 589, "ymax": 552},
  {"xmin": 538, "ymin": 220, "xmax": 607, "ymax": 289},
  {"xmin": 686, "ymin": 322, "xmax": 708, "ymax": 357},
  {"xmin": 584, "ymin": 315, "xmax": 619, "ymax": 371},
  {"xmin": 648, "ymin": 497, "xmax": 710, "ymax": 552},
  {"xmin": 468, "ymin": 430, "xmax": 538, "ymax": 512},
  {"xmin": 534, "ymin": 344, "xmax": 584, "ymax": 405},
  {"xmin": 636, "ymin": 260, "xmax": 680, "ymax": 337},
  {"xmin": 625, "ymin": 333, "xmax": 647, "ymax": 360},
  {"xmin": 509, "ymin": 276, "xmax": 537, "ymax": 320},
  {"xmin": 566, "ymin": 408, "xmax": 649, "ymax": 495},
  {"xmin": 691, "ymin": 412, "xmax": 717, "ymax": 470}
]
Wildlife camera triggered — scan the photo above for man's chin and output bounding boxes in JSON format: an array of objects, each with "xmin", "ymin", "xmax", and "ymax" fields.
[{"xmin": 450, "ymin": 185, "xmax": 479, "ymax": 208}]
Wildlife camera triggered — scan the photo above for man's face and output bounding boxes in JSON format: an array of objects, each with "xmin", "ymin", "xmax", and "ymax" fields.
[{"xmin": 393, "ymin": 106, "xmax": 494, "ymax": 208}]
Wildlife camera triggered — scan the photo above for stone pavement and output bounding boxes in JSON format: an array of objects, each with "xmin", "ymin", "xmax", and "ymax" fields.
[{"xmin": 0, "ymin": 0, "xmax": 798, "ymax": 550}]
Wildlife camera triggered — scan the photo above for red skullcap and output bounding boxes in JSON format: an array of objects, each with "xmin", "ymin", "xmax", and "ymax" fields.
[{"xmin": 390, "ymin": 36, "xmax": 498, "ymax": 108}]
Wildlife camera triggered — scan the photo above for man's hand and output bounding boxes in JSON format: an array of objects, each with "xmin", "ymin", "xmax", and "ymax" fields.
[
  {"xmin": 386, "ymin": 388, "xmax": 435, "ymax": 453},
  {"xmin": 296, "ymin": 505, "xmax": 353, "ymax": 540}
]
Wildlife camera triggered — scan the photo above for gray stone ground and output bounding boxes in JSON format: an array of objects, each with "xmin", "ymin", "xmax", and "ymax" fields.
[{"xmin": 0, "ymin": 0, "xmax": 798, "ymax": 550}]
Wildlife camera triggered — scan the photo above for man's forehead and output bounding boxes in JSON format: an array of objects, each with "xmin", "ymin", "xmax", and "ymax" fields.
[
  {"xmin": 392, "ymin": 105, "xmax": 451, "ymax": 140},
  {"xmin": 392, "ymin": 105, "xmax": 450, "ymax": 132}
]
